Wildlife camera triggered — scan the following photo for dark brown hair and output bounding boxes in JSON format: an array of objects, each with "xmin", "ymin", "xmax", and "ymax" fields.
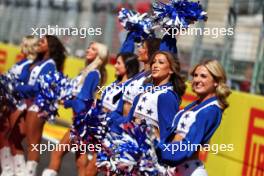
[
  {"xmin": 147, "ymin": 51, "xmax": 186, "ymax": 99},
  {"xmin": 34, "ymin": 35, "xmax": 66, "ymax": 71},
  {"xmin": 144, "ymin": 38, "xmax": 161, "ymax": 63},
  {"xmin": 116, "ymin": 52, "xmax": 139, "ymax": 81}
]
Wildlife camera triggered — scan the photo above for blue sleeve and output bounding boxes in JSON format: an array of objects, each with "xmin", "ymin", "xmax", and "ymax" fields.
[
  {"xmin": 17, "ymin": 64, "xmax": 30, "ymax": 83},
  {"xmin": 16, "ymin": 84, "xmax": 38, "ymax": 98},
  {"xmin": 119, "ymin": 31, "xmax": 136, "ymax": 53},
  {"xmin": 157, "ymin": 106, "xmax": 222, "ymax": 166},
  {"xmin": 157, "ymin": 91, "xmax": 180, "ymax": 141},
  {"xmin": 77, "ymin": 71, "xmax": 100, "ymax": 101},
  {"xmin": 159, "ymin": 33, "xmax": 177, "ymax": 54},
  {"xmin": 108, "ymin": 94, "xmax": 140, "ymax": 134},
  {"xmin": 64, "ymin": 99, "xmax": 87, "ymax": 114},
  {"xmin": 115, "ymin": 96, "xmax": 124, "ymax": 114},
  {"xmin": 9, "ymin": 59, "xmax": 30, "ymax": 82},
  {"xmin": 16, "ymin": 63, "xmax": 56, "ymax": 98}
]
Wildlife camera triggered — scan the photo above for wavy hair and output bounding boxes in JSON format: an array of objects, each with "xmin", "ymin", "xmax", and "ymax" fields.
[
  {"xmin": 191, "ymin": 59, "xmax": 231, "ymax": 110},
  {"xmin": 144, "ymin": 38, "xmax": 161, "ymax": 63},
  {"xmin": 116, "ymin": 52, "xmax": 139, "ymax": 81},
  {"xmin": 81, "ymin": 42, "xmax": 109, "ymax": 86},
  {"xmin": 146, "ymin": 51, "xmax": 186, "ymax": 100},
  {"xmin": 33, "ymin": 35, "xmax": 66, "ymax": 71},
  {"xmin": 45, "ymin": 35, "xmax": 66, "ymax": 72}
]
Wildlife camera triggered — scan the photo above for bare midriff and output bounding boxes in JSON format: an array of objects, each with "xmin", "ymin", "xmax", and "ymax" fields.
[
  {"xmin": 123, "ymin": 101, "xmax": 132, "ymax": 116},
  {"xmin": 102, "ymin": 107, "xmax": 110, "ymax": 113}
]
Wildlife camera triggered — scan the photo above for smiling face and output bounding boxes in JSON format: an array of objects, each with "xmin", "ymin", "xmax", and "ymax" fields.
[
  {"xmin": 151, "ymin": 53, "xmax": 172, "ymax": 83},
  {"xmin": 37, "ymin": 37, "xmax": 48, "ymax": 54},
  {"xmin": 85, "ymin": 43, "xmax": 98, "ymax": 62},
  {"xmin": 191, "ymin": 65, "xmax": 217, "ymax": 97},
  {"xmin": 114, "ymin": 56, "xmax": 126, "ymax": 77}
]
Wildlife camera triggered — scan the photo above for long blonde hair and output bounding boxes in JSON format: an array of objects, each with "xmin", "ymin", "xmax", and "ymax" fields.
[
  {"xmin": 21, "ymin": 36, "xmax": 38, "ymax": 60},
  {"xmin": 80, "ymin": 42, "xmax": 109, "ymax": 86},
  {"xmin": 191, "ymin": 59, "xmax": 231, "ymax": 110}
]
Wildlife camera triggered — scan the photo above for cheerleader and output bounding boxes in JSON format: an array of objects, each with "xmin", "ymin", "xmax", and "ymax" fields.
[
  {"xmin": 156, "ymin": 60, "xmax": 231, "ymax": 176},
  {"xmin": 42, "ymin": 42, "xmax": 108, "ymax": 176},
  {"xmin": 110, "ymin": 36, "xmax": 161, "ymax": 125},
  {"xmin": 106, "ymin": 7, "xmax": 162, "ymax": 124},
  {"xmin": 81, "ymin": 52, "xmax": 140, "ymax": 176},
  {"xmin": 0, "ymin": 36, "xmax": 38, "ymax": 176},
  {"xmin": 116, "ymin": 51, "xmax": 186, "ymax": 140},
  {"xmin": 101, "ymin": 52, "xmax": 139, "ymax": 113},
  {"xmin": 15, "ymin": 35, "xmax": 66, "ymax": 176},
  {"xmin": 110, "ymin": 29, "xmax": 180, "ymax": 132},
  {"xmin": 99, "ymin": 51, "xmax": 185, "ymax": 175}
]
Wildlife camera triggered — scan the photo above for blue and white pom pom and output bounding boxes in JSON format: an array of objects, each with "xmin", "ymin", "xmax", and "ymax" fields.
[
  {"xmin": 0, "ymin": 72, "xmax": 24, "ymax": 108},
  {"xmin": 70, "ymin": 100, "xmax": 109, "ymax": 144},
  {"xmin": 96, "ymin": 120, "xmax": 163, "ymax": 175},
  {"xmin": 118, "ymin": 8, "xmax": 156, "ymax": 41},
  {"xmin": 153, "ymin": 0, "xmax": 207, "ymax": 28},
  {"xmin": 36, "ymin": 71, "xmax": 74, "ymax": 121}
]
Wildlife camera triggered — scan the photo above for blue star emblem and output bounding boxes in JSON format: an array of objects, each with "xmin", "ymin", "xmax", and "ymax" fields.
[
  {"xmin": 180, "ymin": 122, "xmax": 186, "ymax": 129},
  {"xmin": 146, "ymin": 109, "xmax": 153, "ymax": 115},
  {"xmin": 142, "ymin": 96, "xmax": 147, "ymax": 102}
]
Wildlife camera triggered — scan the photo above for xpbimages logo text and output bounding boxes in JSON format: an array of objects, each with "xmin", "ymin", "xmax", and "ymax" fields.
[
  {"xmin": 97, "ymin": 84, "xmax": 170, "ymax": 94},
  {"xmin": 31, "ymin": 141, "xmax": 101, "ymax": 154},
  {"xmin": 31, "ymin": 25, "xmax": 102, "ymax": 38},
  {"xmin": 162, "ymin": 27, "xmax": 234, "ymax": 38},
  {"xmin": 162, "ymin": 142, "xmax": 234, "ymax": 154}
]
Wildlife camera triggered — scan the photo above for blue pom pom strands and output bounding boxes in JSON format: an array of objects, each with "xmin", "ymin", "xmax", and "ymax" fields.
[
  {"xmin": 70, "ymin": 100, "xmax": 109, "ymax": 145},
  {"xmin": 118, "ymin": 8, "xmax": 157, "ymax": 42},
  {"xmin": 0, "ymin": 72, "xmax": 24, "ymax": 109},
  {"xmin": 153, "ymin": 0, "xmax": 207, "ymax": 28},
  {"xmin": 35, "ymin": 71, "xmax": 74, "ymax": 121},
  {"xmin": 96, "ymin": 120, "xmax": 166, "ymax": 175}
]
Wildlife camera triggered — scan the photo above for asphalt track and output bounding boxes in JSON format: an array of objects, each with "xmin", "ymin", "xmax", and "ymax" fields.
[{"xmin": 30, "ymin": 139, "xmax": 105, "ymax": 176}]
